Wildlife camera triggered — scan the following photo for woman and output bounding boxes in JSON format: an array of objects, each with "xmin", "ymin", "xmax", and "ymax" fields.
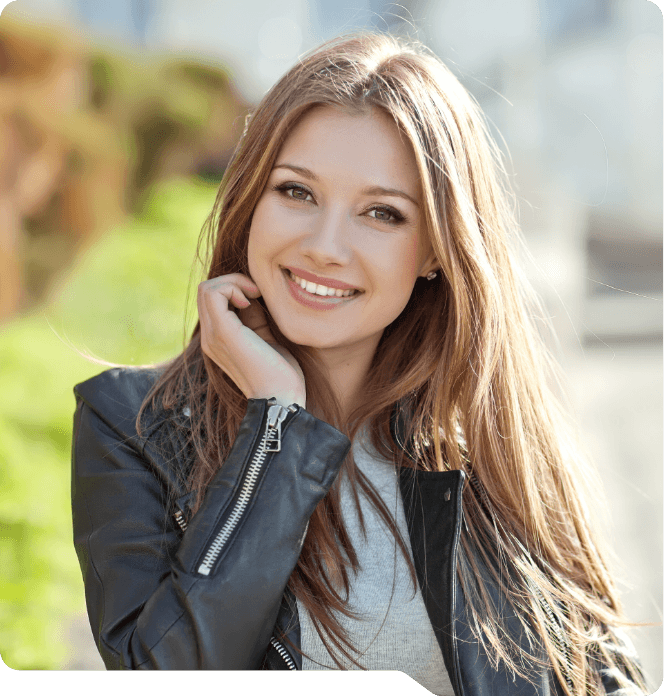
[{"xmin": 71, "ymin": 32, "xmax": 647, "ymax": 693}]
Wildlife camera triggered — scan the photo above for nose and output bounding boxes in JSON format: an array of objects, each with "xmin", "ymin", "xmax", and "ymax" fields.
[{"xmin": 298, "ymin": 207, "xmax": 352, "ymax": 268}]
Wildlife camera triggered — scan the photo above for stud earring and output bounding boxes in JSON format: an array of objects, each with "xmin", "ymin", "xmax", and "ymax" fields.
[{"xmin": 426, "ymin": 271, "xmax": 438, "ymax": 281}]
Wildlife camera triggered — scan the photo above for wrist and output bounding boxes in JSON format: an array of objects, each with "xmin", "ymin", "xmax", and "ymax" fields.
[{"xmin": 271, "ymin": 394, "xmax": 306, "ymax": 410}]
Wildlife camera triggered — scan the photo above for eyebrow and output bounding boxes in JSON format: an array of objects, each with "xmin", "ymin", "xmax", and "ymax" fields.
[{"xmin": 272, "ymin": 163, "xmax": 420, "ymax": 208}]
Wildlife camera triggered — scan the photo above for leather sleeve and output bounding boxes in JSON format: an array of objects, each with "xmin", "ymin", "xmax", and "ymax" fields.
[{"xmin": 71, "ymin": 394, "xmax": 350, "ymax": 670}]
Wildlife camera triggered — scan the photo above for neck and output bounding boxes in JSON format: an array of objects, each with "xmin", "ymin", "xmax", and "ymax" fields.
[{"xmin": 311, "ymin": 338, "xmax": 379, "ymax": 424}]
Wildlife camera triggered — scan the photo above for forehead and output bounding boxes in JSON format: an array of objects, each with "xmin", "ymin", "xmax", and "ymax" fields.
[{"xmin": 275, "ymin": 105, "xmax": 421, "ymax": 198}]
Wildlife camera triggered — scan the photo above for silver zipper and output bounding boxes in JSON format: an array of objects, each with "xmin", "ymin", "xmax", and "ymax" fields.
[
  {"xmin": 531, "ymin": 582, "xmax": 573, "ymax": 690},
  {"xmin": 270, "ymin": 636, "xmax": 297, "ymax": 670},
  {"xmin": 174, "ymin": 510, "xmax": 188, "ymax": 532},
  {"xmin": 197, "ymin": 401, "xmax": 296, "ymax": 576}
]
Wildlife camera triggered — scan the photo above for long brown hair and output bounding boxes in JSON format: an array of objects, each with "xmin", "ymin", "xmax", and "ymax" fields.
[{"xmin": 121, "ymin": 32, "xmax": 644, "ymax": 692}]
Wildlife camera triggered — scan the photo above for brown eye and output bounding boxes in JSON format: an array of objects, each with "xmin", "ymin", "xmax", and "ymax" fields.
[
  {"xmin": 272, "ymin": 183, "xmax": 314, "ymax": 203},
  {"xmin": 367, "ymin": 206, "xmax": 404, "ymax": 225},
  {"xmin": 371, "ymin": 209, "xmax": 392, "ymax": 221},
  {"xmin": 290, "ymin": 187, "xmax": 309, "ymax": 200}
]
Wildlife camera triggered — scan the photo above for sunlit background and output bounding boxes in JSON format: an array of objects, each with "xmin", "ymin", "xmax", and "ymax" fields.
[{"xmin": 0, "ymin": 0, "xmax": 661, "ymax": 686}]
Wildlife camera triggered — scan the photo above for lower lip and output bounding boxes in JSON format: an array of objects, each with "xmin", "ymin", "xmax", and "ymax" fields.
[{"xmin": 282, "ymin": 269, "xmax": 361, "ymax": 311}]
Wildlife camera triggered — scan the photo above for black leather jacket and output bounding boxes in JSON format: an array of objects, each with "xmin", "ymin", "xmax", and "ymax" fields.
[{"xmin": 71, "ymin": 366, "xmax": 643, "ymax": 693}]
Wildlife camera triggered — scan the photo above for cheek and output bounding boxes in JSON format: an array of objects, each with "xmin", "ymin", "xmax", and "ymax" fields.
[
  {"xmin": 405, "ymin": 236, "xmax": 425, "ymax": 276},
  {"xmin": 246, "ymin": 223, "xmax": 260, "ymax": 280},
  {"xmin": 247, "ymin": 202, "xmax": 275, "ymax": 275},
  {"xmin": 369, "ymin": 238, "xmax": 421, "ymax": 290},
  {"xmin": 249, "ymin": 200, "xmax": 300, "ymax": 257}
]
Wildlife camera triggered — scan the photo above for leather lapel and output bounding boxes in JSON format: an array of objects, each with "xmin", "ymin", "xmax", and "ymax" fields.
[
  {"xmin": 391, "ymin": 397, "xmax": 467, "ymax": 695},
  {"xmin": 398, "ymin": 466, "xmax": 466, "ymax": 694}
]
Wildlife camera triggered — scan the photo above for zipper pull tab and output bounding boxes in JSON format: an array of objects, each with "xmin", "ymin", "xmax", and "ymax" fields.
[{"xmin": 264, "ymin": 403, "xmax": 289, "ymax": 452}]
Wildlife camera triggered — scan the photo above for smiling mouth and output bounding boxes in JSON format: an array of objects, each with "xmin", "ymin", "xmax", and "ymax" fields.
[{"xmin": 282, "ymin": 268, "xmax": 361, "ymax": 298}]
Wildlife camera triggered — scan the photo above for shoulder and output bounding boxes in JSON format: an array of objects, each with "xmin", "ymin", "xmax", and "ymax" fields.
[
  {"xmin": 72, "ymin": 365, "xmax": 193, "ymax": 495},
  {"xmin": 74, "ymin": 366, "xmax": 167, "ymax": 440}
]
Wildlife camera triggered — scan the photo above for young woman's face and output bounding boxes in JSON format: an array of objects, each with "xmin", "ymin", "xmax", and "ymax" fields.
[{"xmin": 247, "ymin": 105, "xmax": 437, "ymax": 358}]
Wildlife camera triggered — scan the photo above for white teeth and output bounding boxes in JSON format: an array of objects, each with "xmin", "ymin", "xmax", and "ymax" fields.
[{"xmin": 287, "ymin": 270, "xmax": 357, "ymax": 298}]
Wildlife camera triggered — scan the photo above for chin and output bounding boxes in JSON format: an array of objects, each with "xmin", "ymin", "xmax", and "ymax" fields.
[
  {"xmin": 276, "ymin": 325, "xmax": 332, "ymax": 349},
  {"xmin": 269, "ymin": 315, "xmax": 341, "ymax": 350}
]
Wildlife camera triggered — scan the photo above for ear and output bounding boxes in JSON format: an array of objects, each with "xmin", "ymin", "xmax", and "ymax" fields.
[{"xmin": 419, "ymin": 251, "xmax": 440, "ymax": 279}]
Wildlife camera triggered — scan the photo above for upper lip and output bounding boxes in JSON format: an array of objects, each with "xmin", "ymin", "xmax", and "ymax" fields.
[{"xmin": 283, "ymin": 266, "xmax": 362, "ymax": 291}]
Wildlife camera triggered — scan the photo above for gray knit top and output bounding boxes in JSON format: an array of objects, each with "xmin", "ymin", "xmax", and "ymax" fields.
[{"xmin": 297, "ymin": 425, "xmax": 454, "ymax": 695}]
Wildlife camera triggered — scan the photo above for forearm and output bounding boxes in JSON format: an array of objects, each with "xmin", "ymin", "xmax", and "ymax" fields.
[{"xmin": 73, "ymin": 395, "xmax": 350, "ymax": 670}]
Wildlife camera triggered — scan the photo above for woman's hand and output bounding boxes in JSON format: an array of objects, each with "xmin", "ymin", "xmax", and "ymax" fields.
[{"xmin": 197, "ymin": 274, "xmax": 306, "ymax": 408}]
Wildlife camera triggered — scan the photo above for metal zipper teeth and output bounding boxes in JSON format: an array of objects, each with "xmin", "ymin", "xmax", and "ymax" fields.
[
  {"xmin": 533, "ymin": 584, "xmax": 574, "ymax": 689},
  {"xmin": 197, "ymin": 401, "xmax": 295, "ymax": 576},
  {"xmin": 174, "ymin": 510, "xmax": 188, "ymax": 532},
  {"xmin": 270, "ymin": 637, "xmax": 297, "ymax": 670}
]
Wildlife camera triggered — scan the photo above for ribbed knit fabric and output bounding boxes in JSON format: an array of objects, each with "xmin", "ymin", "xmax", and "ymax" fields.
[{"xmin": 297, "ymin": 426, "xmax": 454, "ymax": 695}]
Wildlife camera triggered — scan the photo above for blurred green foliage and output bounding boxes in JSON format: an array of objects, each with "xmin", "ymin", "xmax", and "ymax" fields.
[
  {"xmin": 0, "ymin": 177, "xmax": 218, "ymax": 669},
  {"xmin": 82, "ymin": 46, "xmax": 240, "ymax": 213},
  {"xmin": 0, "ymin": 16, "xmax": 244, "ymax": 322}
]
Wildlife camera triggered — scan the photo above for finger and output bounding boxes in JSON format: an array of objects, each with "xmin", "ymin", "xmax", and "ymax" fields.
[
  {"xmin": 198, "ymin": 277, "xmax": 273, "ymax": 349},
  {"xmin": 207, "ymin": 284, "xmax": 249, "ymax": 322},
  {"xmin": 228, "ymin": 286, "xmax": 251, "ymax": 309},
  {"xmin": 202, "ymin": 274, "xmax": 261, "ymax": 298},
  {"xmin": 200, "ymin": 279, "xmax": 250, "ymax": 309},
  {"xmin": 243, "ymin": 280, "xmax": 262, "ymax": 298}
]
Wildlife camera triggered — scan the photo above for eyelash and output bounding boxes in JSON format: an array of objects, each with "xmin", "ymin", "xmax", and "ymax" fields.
[{"xmin": 271, "ymin": 182, "xmax": 407, "ymax": 226}]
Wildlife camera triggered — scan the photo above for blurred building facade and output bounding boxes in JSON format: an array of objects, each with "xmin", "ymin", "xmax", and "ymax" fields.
[{"xmin": 418, "ymin": 0, "xmax": 662, "ymax": 354}]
